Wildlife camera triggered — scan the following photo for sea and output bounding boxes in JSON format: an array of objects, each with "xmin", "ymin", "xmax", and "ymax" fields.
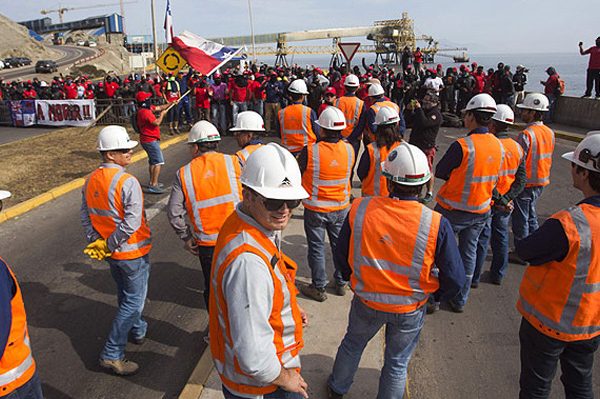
[{"xmin": 255, "ymin": 52, "xmax": 589, "ymax": 97}]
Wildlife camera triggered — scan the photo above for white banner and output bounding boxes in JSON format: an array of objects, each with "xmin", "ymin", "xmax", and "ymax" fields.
[{"xmin": 35, "ymin": 100, "xmax": 96, "ymax": 127}]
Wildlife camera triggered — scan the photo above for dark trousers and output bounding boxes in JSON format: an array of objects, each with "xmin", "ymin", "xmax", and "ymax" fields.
[
  {"xmin": 584, "ymin": 68, "xmax": 600, "ymax": 97},
  {"xmin": 519, "ymin": 318, "xmax": 600, "ymax": 399},
  {"xmin": 198, "ymin": 245, "xmax": 215, "ymax": 309}
]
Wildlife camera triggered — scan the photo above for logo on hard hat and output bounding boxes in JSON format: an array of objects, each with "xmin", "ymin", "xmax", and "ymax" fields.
[
  {"xmin": 388, "ymin": 150, "xmax": 398, "ymax": 162},
  {"xmin": 533, "ymin": 99, "xmax": 541, "ymax": 105},
  {"xmin": 280, "ymin": 177, "xmax": 291, "ymax": 187}
]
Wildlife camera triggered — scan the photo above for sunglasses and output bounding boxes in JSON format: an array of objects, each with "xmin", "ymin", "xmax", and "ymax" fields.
[
  {"xmin": 114, "ymin": 149, "xmax": 133, "ymax": 154},
  {"xmin": 578, "ymin": 148, "xmax": 600, "ymax": 170},
  {"xmin": 256, "ymin": 193, "xmax": 301, "ymax": 211}
]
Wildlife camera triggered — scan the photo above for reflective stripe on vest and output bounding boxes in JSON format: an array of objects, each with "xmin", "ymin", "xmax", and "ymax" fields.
[
  {"xmin": 280, "ymin": 105, "xmax": 310, "ymax": 153},
  {"xmin": 373, "ymin": 146, "xmax": 382, "ymax": 196},
  {"xmin": 518, "ymin": 206, "xmax": 600, "ymax": 339},
  {"xmin": 182, "ymin": 155, "xmax": 241, "ymax": 244},
  {"xmin": 351, "ymin": 198, "xmax": 432, "ymax": 307},
  {"xmin": 497, "ymin": 138, "xmax": 524, "ymax": 195},
  {"xmin": 525, "ymin": 126, "xmax": 554, "ymax": 186},
  {"xmin": 335, "ymin": 97, "xmax": 363, "ymax": 138},
  {"xmin": 0, "ymin": 336, "xmax": 33, "ymax": 386}
]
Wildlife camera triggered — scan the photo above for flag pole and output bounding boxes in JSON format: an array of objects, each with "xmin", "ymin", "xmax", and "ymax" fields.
[
  {"xmin": 247, "ymin": 0, "xmax": 257, "ymax": 63},
  {"xmin": 150, "ymin": 0, "xmax": 159, "ymax": 73}
]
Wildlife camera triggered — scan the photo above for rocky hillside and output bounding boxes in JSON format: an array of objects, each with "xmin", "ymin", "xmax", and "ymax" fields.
[{"xmin": 0, "ymin": 13, "xmax": 60, "ymax": 59}]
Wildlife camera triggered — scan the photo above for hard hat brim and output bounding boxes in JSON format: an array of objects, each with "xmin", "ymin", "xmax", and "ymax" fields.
[
  {"xmin": 374, "ymin": 118, "xmax": 400, "ymax": 126},
  {"xmin": 189, "ymin": 137, "xmax": 221, "ymax": 143},
  {"xmin": 229, "ymin": 126, "xmax": 266, "ymax": 132},
  {"xmin": 516, "ymin": 103, "xmax": 548, "ymax": 112},
  {"xmin": 242, "ymin": 182, "xmax": 309, "ymax": 200},
  {"xmin": 0, "ymin": 190, "xmax": 11, "ymax": 201},
  {"xmin": 491, "ymin": 116, "xmax": 514, "ymax": 125}
]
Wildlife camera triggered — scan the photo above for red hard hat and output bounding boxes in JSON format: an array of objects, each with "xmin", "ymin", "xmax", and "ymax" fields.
[
  {"xmin": 437, "ymin": 64, "xmax": 442, "ymax": 68},
  {"xmin": 98, "ymin": 82, "xmax": 104, "ymax": 87},
  {"xmin": 325, "ymin": 87, "xmax": 336, "ymax": 95},
  {"xmin": 460, "ymin": 64, "xmax": 466, "ymax": 70},
  {"xmin": 213, "ymin": 73, "xmax": 221, "ymax": 78},
  {"xmin": 136, "ymin": 91, "xmax": 152, "ymax": 103}
]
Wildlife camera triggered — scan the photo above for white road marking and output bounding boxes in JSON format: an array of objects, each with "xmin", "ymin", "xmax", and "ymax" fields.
[{"xmin": 146, "ymin": 194, "xmax": 170, "ymax": 221}]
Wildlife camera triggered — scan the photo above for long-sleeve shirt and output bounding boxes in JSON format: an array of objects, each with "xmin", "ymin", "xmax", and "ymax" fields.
[
  {"xmin": 80, "ymin": 163, "xmax": 145, "ymax": 252},
  {"xmin": 0, "ymin": 259, "xmax": 15, "ymax": 360},
  {"xmin": 166, "ymin": 170, "xmax": 194, "ymax": 242},
  {"xmin": 220, "ymin": 206, "xmax": 297, "ymax": 385},
  {"xmin": 334, "ymin": 195, "xmax": 465, "ymax": 302},
  {"xmin": 516, "ymin": 195, "xmax": 600, "ymax": 265},
  {"xmin": 492, "ymin": 131, "xmax": 527, "ymax": 206},
  {"xmin": 408, "ymin": 107, "xmax": 443, "ymax": 150},
  {"xmin": 434, "ymin": 127, "xmax": 489, "ymax": 181}
]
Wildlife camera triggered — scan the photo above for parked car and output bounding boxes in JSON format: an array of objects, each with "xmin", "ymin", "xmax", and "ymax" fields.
[
  {"xmin": 0, "ymin": 60, "xmax": 4, "ymax": 70},
  {"xmin": 35, "ymin": 60, "xmax": 58, "ymax": 73},
  {"xmin": 77, "ymin": 40, "xmax": 86, "ymax": 46},
  {"xmin": 16, "ymin": 57, "xmax": 32, "ymax": 66},
  {"xmin": 88, "ymin": 41, "xmax": 97, "ymax": 47},
  {"xmin": 3, "ymin": 57, "xmax": 20, "ymax": 68}
]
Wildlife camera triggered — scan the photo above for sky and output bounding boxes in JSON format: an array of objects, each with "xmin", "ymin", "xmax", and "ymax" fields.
[{"xmin": 4, "ymin": 0, "xmax": 599, "ymax": 54}]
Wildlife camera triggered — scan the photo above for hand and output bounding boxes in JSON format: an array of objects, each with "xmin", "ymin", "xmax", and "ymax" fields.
[
  {"xmin": 272, "ymin": 368, "xmax": 308, "ymax": 398},
  {"xmin": 184, "ymin": 238, "xmax": 200, "ymax": 256},
  {"xmin": 299, "ymin": 306, "xmax": 309, "ymax": 326},
  {"xmin": 579, "ymin": 41, "xmax": 583, "ymax": 47}
]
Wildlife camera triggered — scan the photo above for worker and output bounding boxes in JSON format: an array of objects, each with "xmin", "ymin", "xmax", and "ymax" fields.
[
  {"xmin": 163, "ymin": 74, "xmax": 181, "ymax": 134},
  {"xmin": 231, "ymin": 110, "xmax": 265, "ymax": 168},
  {"xmin": 355, "ymin": 83, "xmax": 404, "ymax": 146},
  {"xmin": 327, "ymin": 143, "xmax": 465, "ymax": 399},
  {"xmin": 335, "ymin": 73, "xmax": 364, "ymax": 180},
  {"xmin": 135, "ymin": 90, "xmax": 171, "ymax": 194},
  {"xmin": 515, "ymin": 131, "xmax": 600, "ymax": 398},
  {"xmin": 209, "ymin": 143, "xmax": 309, "ymax": 399},
  {"xmin": 278, "ymin": 79, "xmax": 319, "ymax": 157},
  {"xmin": 297, "ymin": 107, "xmax": 355, "ymax": 302},
  {"xmin": 167, "ymin": 121, "xmax": 242, "ymax": 309},
  {"xmin": 357, "ymin": 106, "xmax": 403, "ymax": 197},
  {"xmin": 80, "ymin": 126, "xmax": 152, "ymax": 376},
  {"xmin": 473, "ymin": 104, "xmax": 526, "ymax": 286},
  {"xmin": 0, "ymin": 190, "xmax": 44, "ymax": 399},
  {"xmin": 509, "ymin": 93, "xmax": 555, "ymax": 265},
  {"xmin": 434, "ymin": 93, "xmax": 504, "ymax": 312}
]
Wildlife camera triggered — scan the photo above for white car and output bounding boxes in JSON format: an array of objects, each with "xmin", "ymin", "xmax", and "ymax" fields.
[
  {"xmin": 88, "ymin": 41, "xmax": 97, "ymax": 47},
  {"xmin": 0, "ymin": 60, "xmax": 4, "ymax": 70},
  {"xmin": 77, "ymin": 40, "xmax": 86, "ymax": 46}
]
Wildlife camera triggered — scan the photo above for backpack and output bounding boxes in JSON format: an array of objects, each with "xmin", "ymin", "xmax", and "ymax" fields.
[{"xmin": 556, "ymin": 77, "xmax": 565, "ymax": 95}]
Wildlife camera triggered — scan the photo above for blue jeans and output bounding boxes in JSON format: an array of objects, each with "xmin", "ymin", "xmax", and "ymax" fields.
[
  {"xmin": 2, "ymin": 372, "xmax": 43, "ymax": 399},
  {"xmin": 140, "ymin": 140, "xmax": 165, "ymax": 166},
  {"xmin": 303, "ymin": 208, "xmax": 348, "ymax": 289},
  {"xmin": 100, "ymin": 255, "xmax": 150, "ymax": 361},
  {"xmin": 178, "ymin": 98, "xmax": 192, "ymax": 124},
  {"xmin": 329, "ymin": 297, "xmax": 425, "ymax": 398},
  {"xmin": 544, "ymin": 94, "xmax": 557, "ymax": 123},
  {"xmin": 232, "ymin": 101, "xmax": 248, "ymax": 127},
  {"xmin": 474, "ymin": 207, "xmax": 512, "ymax": 283},
  {"xmin": 211, "ymin": 102, "xmax": 227, "ymax": 133},
  {"xmin": 512, "ymin": 186, "xmax": 544, "ymax": 244},
  {"xmin": 223, "ymin": 385, "xmax": 304, "ymax": 399},
  {"xmin": 253, "ymin": 99, "xmax": 264, "ymax": 116},
  {"xmin": 434, "ymin": 205, "xmax": 490, "ymax": 307}
]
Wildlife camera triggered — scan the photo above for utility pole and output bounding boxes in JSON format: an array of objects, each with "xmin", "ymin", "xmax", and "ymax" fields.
[
  {"xmin": 247, "ymin": 0, "xmax": 257, "ymax": 63},
  {"xmin": 120, "ymin": 0, "xmax": 126, "ymax": 34},
  {"xmin": 150, "ymin": 0, "xmax": 159, "ymax": 72}
]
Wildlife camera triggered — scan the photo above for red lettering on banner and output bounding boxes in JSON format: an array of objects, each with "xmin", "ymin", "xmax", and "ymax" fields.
[
  {"xmin": 83, "ymin": 105, "xmax": 90, "ymax": 119},
  {"xmin": 71, "ymin": 105, "xmax": 82, "ymax": 121},
  {"xmin": 62, "ymin": 104, "xmax": 70, "ymax": 120},
  {"xmin": 36, "ymin": 103, "xmax": 45, "ymax": 121}
]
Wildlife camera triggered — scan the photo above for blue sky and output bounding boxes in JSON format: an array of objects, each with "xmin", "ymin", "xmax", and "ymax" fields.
[{"xmin": 6, "ymin": 0, "xmax": 600, "ymax": 54}]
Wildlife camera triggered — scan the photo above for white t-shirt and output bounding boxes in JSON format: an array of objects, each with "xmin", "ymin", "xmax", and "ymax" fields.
[{"xmin": 424, "ymin": 77, "xmax": 444, "ymax": 93}]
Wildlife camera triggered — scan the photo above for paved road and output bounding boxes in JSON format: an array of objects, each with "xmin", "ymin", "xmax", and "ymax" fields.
[
  {"xmin": 0, "ymin": 128, "xmax": 596, "ymax": 398},
  {"xmin": 0, "ymin": 46, "xmax": 97, "ymax": 81}
]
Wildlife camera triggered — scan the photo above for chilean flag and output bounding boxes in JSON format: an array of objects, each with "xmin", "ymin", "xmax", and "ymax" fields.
[
  {"xmin": 171, "ymin": 31, "xmax": 241, "ymax": 76},
  {"xmin": 164, "ymin": 0, "xmax": 173, "ymax": 44}
]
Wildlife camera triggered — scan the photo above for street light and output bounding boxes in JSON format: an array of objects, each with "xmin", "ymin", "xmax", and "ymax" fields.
[{"xmin": 247, "ymin": 0, "xmax": 257, "ymax": 63}]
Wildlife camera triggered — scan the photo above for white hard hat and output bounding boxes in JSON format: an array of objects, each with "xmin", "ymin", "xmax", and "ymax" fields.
[
  {"xmin": 230, "ymin": 111, "xmax": 265, "ymax": 132},
  {"xmin": 381, "ymin": 142, "xmax": 431, "ymax": 186},
  {"xmin": 562, "ymin": 131, "xmax": 600, "ymax": 172},
  {"xmin": 492, "ymin": 104, "xmax": 515, "ymax": 125},
  {"xmin": 517, "ymin": 93, "xmax": 549, "ymax": 112},
  {"xmin": 97, "ymin": 125, "xmax": 138, "ymax": 151},
  {"xmin": 189, "ymin": 120, "xmax": 221, "ymax": 143},
  {"xmin": 241, "ymin": 143, "xmax": 309, "ymax": 200},
  {"xmin": 464, "ymin": 93, "xmax": 497, "ymax": 114},
  {"xmin": 344, "ymin": 74, "xmax": 360, "ymax": 87},
  {"xmin": 40, "ymin": 81, "xmax": 48, "ymax": 87},
  {"xmin": 0, "ymin": 190, "xmax": 11, "ymax": 201},
  {"xmin": 316, "ymin": 106, "xmax": 346, "ymax": 131},
  {"xmin": 288, "ymin": 79, "xmax": 309, "ymax": 95},
  {"xmin": 368, "ymin": 83, "xmax": 385, "ymax": 97},
  {"xmin": 374, "ymin": 106, "xmax": 400, "ymax": 126}
]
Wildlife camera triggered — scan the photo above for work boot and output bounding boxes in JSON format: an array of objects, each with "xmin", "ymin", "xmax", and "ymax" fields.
[
  {"xmin": 470, "ymin": 280, "xmax": 479, "ymax": 289},
  {"xmin": 508, "ymin": 251, "xmax": 528, "ymax": 265},
  {"xmin": 426, "ymin": 297, "xmax": 440, "ymax": 314},
  {"xmin": 334, "ymin": 283, "xmax": 348, "ymax": 296},
  {"xmin": 99, "ymin": 358, "xmax": 139, "ymax": 376},
  {"xmin": 420, "ymin": 192, "xmax": 434, "ymax": 204},
  {"xmin": 448, "ymin": 300, "xmax": 464, "ymax": 313},
  {"xmin": 327, "ymin": 386, "xmax": 344, "ymax": 399},
  {"xmin": 129, "ymin": 334, "xmax": 145, "ymax": 345},
  {"xmin": 300, "ymin": 284, "xmax": 327, "ymax": 302}
]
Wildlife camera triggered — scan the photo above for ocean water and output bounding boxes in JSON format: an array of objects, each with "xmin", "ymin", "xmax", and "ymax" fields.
[{"xmin": 255, "ymin": 52, "xmax": 589, "ymax": 97}]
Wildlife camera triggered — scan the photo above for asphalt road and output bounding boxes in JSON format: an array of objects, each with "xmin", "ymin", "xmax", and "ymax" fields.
[
  {"xmin": 0, "ymin": 127, "xmax": 595, "ymax": 398},
  {"xmin": 0, "ymin": 45, "xmax": 97, "ymax": 81}
]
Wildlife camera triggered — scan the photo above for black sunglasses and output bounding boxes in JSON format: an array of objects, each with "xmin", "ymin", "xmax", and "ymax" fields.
[
  {"xmin": 578, "ymin": 148, "xmax": 600, "ymax": 170},
  {"xmin": 256, "ymin": 193, "xmax": 301, "ymax": 211}
]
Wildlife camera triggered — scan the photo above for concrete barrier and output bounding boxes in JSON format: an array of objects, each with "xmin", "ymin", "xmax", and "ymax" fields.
[{"xmin": 555, "ymin": 96, "xmax": 600, "ymax": 130}]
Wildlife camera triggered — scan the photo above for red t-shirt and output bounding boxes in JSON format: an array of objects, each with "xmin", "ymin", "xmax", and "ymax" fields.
[
  {"xmin": 194, "ymin": 87, "xmax": 211, "ymax": 109},
  {"xmin": 229, "ymin": 82, "xmax": 249, "ymax": 102},
  {"xmin": 414, "ymin": 51, "xmax": 423, "ymax": 63},
  {"xmin": 584, "ymin": 46, "xmax": 600, "ymax": 69},
  {"xmin": 137, "ymin": 108, "xmax": 161, "ymax": 143},
  {"xmin": 544, "ymin": 74, "xmax": 560, "ymax": 96},
  {"xmin": 65, "ymin": 83, "xmax": 78, "ymax": 99},
  {"xmin": 332, "ymin": 80, "xmax": 346, "ymax": 97},
  {"xmin": 105, "ymin": 82, "xmax": 119, "ymax": 98}
]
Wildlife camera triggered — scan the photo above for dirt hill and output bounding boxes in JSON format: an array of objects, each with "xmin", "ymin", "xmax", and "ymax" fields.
[{"xmin": 0, "ymin": 13, "xmax": 60, "ymax": 59}]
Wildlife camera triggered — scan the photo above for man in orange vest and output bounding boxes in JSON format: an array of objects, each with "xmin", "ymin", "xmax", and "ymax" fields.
[
  {"xmin": 230, "ymin": 111, "xmax": 265, "ymax": 168},
  {"xmin": 81, "ymin": 126, "xmax": 152, "ymax": 376},
  {"xmin": 327, "ymin": 143, "xmax": 465, "ymax": 398},
  {"xmin": 354, "ymin": 83, "xmax": 405, "ymax": 146},
  {"xmin": 298, "ymin": 107, "xmax": 355, "ymax": 302},
  {"xmin": 473, "ymin": 104, "xmax": 526, "ymax": 286},
  {"xmin": 334, "ymin": 74, "xmax": 364, "ymax": 160},
  {"xmin": 510, "ymin": 93, "xmax": 555, "ymax": 265},
  {"xmin": 277, "ymin": 79, "xmax": 319, "ymax": 157},
  {"xmin": 0, "ymin": 191, "xmax": 43, "ymax": 399},
  {"xmin": 515, "ymin": 131, "xmax": 600, "ymax": 398},
  {"xmin": 434, "ymin": 93, "xmax": 504, "ymax": 312},
  {"xmin": 209, "ymin": 143, "xmax": 309, "ymax": 399},
  {"xmin": 167, "ymin": 120, "xmax": 242, "ymax": 309}
]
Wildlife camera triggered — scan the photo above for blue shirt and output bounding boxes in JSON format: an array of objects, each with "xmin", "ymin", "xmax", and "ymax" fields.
[
  {"xmin": 435, "ymin": 127, "xmax": 489, "ymax": 181},
  {"xmin": 265, "ymin": 80, "xmax": 284, "ymax": 103},
  {"xmin": 334, "ymin": 195, "xmax": 466, "ymax": 302},
  {"xmin": 0, "ymin": 259, "xmax": 15, "ymax": 360},
  {"xmin": 516, "ymin": 195, "xmax": 600, "ymax": 265}
]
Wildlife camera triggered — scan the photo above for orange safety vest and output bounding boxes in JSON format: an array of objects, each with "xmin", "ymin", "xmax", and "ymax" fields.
[
  {"xmin": 496, "ymin": 137, "xmax": 524, "ymax": 196},
  {"xmin": 436, "ymin": 134, "xmax": 504, "ymax": 214},
  {"xmin": 209, "ymin": 210, "xmax": 303, "ymax": 397},
  {"xmin": 235, "ymin": 143, "xmax": 262, "ymax": 168},
  {"xmin": 0, "ymin": 259, "xmax": 36, "ymax": 397},
  {"xmin": 521, "ymin": 123, "xmax": 555, "ymax": 187},
  {"xmin": 361, "ymin": 141, "xmax": 402, "ymax": 197},
  {"xmin": 179, "ymin": 152, "xmax": 242, "ymax": 246},
  {"xmin": 335, "ymin": 96, "xmax": 364, "ymax": 139},
  {"xmin": 85, "ymin": 167, "xmax": 152, "ymax": 260},
  {"xmin": 278, "ymin": 103, "xmax": 317, "ymax": 153},
  {"xmin": 348, "ymin": 197, "xmax": 441, "ymax": 313},
  {"xmin": 365, "ymin": 101, "xmax": 400, "ymax": 142},
  {"xmin": 517, "ymin": 204, "xmax": 600, "ymax": 342},
  {"xmin": 302, "ymin": 140, "xmax": 354, "ymax": 213}
]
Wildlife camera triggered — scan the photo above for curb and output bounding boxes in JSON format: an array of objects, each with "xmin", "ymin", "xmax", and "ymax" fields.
[
  {"xmin": 0, "ymin": 134, "xmax": 187, "ymax": 225},
  {"xmin": 178, "ymin": 348, "xmax": 214, "ymax": 399}
]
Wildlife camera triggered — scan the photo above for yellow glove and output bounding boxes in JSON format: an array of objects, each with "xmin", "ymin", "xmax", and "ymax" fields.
[{"xmin": 83, "ymin": 239, "xmax": 112, "ymax": 261}]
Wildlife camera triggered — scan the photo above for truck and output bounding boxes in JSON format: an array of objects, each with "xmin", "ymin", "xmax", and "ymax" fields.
[{"xmin": 52, "ymin": 32, "xmax": 64, "ymax": 45}]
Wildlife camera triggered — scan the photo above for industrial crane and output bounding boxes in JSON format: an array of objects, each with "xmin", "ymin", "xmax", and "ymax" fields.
[{"xmin": 41, "ymin": 1, "xmax": 135, "ymax": 24}]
